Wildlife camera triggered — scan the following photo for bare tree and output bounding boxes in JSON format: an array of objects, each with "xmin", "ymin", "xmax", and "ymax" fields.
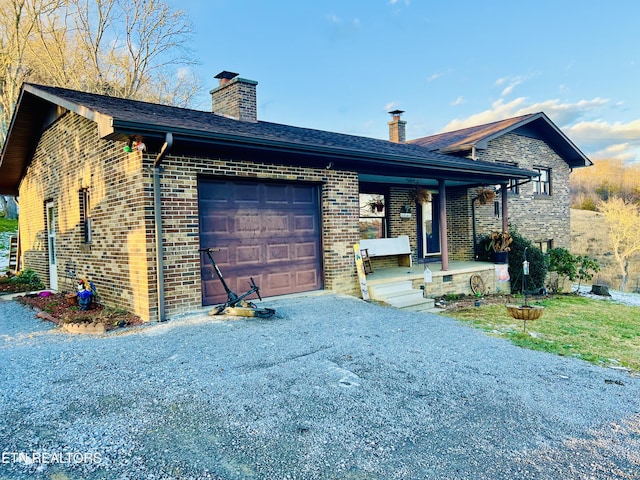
[
  {"xmin": 598, "ymin": 197, "xmax": 640, "ymax": 291},
  {"xmin": 0, "ymin": 0, "xmax": 200, "ymax": 146},
  {"xmin": 0, "ymin": 0, "xmax": 63, "ymax": 139}
]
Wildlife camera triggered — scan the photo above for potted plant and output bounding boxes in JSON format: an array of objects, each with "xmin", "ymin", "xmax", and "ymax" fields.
[
  {"xmin": 407, "ymin": 186, "xmax": 431, "ymax": 204},
  {"xmin": 477, "ymin": 187, "xmax": 496, "ymax": 205},
  {"xmin": 486, "ymin": 231, "xmax": 512, "ymax": 263}
]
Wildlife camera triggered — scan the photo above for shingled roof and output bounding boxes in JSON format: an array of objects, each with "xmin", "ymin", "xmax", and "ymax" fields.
[
  {"xmin": 410, "ymin": 112, "xmax": 592, "ymax": 168},
  {"xmin": 0, "ymin": 83, "xmax": 538, "ymax": 195}
]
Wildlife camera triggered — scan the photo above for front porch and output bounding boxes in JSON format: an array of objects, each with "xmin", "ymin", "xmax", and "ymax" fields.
[{"xmin": 365, "ymin": 261, "xmax": 511, "ymax": 300}]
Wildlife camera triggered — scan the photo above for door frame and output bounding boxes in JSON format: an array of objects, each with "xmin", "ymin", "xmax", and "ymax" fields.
[{"xmin": 46, "ymin": 201, "xmax": 59, "ymax": 290}]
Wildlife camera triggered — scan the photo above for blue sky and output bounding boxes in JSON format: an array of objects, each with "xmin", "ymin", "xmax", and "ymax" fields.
[{"xmin": 178, "ymin": 0, "xmax": 640, "ymax": 164}]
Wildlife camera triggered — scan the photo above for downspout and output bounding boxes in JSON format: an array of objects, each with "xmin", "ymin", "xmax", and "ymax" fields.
[
  {"xmin": 471, "ymin": 196, "xmax": 478, "ymax": 259},
  {"xmin": 153, "ymin": 133, "xmax": 174, "ymax": 322},
  {"xmin": 438, "ymin": 179, "xmax": 449, "ymax": 271}
]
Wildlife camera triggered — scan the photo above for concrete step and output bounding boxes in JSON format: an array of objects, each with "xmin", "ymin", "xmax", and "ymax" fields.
[
  {"xmin": 368, "ymin": 281, "xmax": 413, "ymax": 300},
  {"xmin": 401, "ymin": 298, "xmax": 436, "ymax": 313},
  {"xmin": 384, "ymin": 290, "xmax": 427, "ymax": 308}
]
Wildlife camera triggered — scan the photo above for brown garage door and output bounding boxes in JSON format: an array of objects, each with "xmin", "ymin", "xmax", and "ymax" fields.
[{"xmin": 198, "ymin": 178, "xmax": 322, "ymax": 305}]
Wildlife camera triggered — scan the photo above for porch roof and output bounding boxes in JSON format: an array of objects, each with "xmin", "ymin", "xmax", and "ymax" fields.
[{"xmin": 1, "ymin": 83, "xmax": 537, "ymax": 195}]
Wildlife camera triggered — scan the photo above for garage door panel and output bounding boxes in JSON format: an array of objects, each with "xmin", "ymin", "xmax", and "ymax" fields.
[
  {"xmin": 292, "ymin": 185, "xmax": 316, "ymax": 205},
  {"xmin": 263, "ymin": 214, "xmax": 289, "ymax": 233},
  {"xmin": 199, "ymin": 178, "xmax": 322, "ymax": 305},
  {"xmin": 294, "ymin": 214, "xmax": 317, "ymax": 232},
  {"xmin": 296, "ymin": 269, "xmax": 320, "ymax": 289},
  {"xmin": 265, "ymin": 184, "xmax": 289, "ymax": 204},
  {"xmin": 236, "ymin": 245, "xmax": 261, "ymax": 264},
  {"xmin": 296, "ymin": 242, "xmax": 318, "ymax": 259},
  {"xmin": 235, "ymin": 184, "xmax": 261, "ymax": 203},
  {"xmin": 267, "ymin": 244, "xmax": 290, "ymax": 262},
  {"xmin": 266, "ymin": 271, "xmax": 293, "ymax": 291}
]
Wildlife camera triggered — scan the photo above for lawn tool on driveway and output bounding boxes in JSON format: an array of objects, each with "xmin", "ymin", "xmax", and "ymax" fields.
[{"xmin": 199, "ymin": 247, "xmax": 275, "ymax": 318}]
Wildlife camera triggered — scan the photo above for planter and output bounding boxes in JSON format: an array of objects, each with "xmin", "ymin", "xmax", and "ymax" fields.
[
  {"xmin": 65, "ymin": 293, "xmax": 78, "ymax": 306},
  {"xmin": 493, "ymin": 251, "xmax": 508, "ymax": 264},
  {"xmin": 506, "ymin": 304, "xmax": 544, "ymax": 320},
  {"xmin": 507, "ymin": 304, "xmax": 544, "ymax": 332}
]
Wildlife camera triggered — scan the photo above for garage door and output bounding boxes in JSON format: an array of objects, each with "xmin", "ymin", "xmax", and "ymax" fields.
[{"xmin": 198, "ymin": 178, "xmax": 322, "ymax": 305}]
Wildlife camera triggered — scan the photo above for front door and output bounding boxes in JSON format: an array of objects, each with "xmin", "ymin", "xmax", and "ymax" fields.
[
  {"xmin": 419, "ymin": 194, "xmax": 440, "ymax": 258},
  {"xmin": 46, "ymin": 202, "xmax": 58, "ymax": 290}
]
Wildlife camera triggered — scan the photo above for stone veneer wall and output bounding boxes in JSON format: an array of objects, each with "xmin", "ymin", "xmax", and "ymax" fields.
[
  {"xmin": 19, "ymin": 113, "xmax": 361, "ymax": 321},
  {"xmin": 475, "ymin": 133, "xmax": 572, "ymax": 249}
]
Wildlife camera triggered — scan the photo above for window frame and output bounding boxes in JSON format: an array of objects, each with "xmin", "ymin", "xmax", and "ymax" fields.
[
  {"xmin": 533, "ymin": 167, "xmax": 552, "ymax": 196},
  {"xmin": 359, "ymin": 191, "xmax": 388, "ymax": 240},
  {"xmin": 79, "ymin": 188, "xmax": 92, "ymax": 244}
]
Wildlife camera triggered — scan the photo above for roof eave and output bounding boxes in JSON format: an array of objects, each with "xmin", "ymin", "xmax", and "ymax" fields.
[{"xmin": 109, "ymin": 119, "xmax": 536, "ymax": 182}]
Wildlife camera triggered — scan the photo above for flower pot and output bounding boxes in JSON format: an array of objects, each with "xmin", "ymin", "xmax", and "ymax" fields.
[
  {"xmin": 493, "ymin": 251, "xmax": 508, "ymax": 264},
  {"xmin": 65, "ymin": 293, "xmax": 78, "ymax": 306}
]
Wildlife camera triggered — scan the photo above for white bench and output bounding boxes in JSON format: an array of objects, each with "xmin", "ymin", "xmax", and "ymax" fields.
[{"xmin": 359, "ymin": 235, "xmax": 412, "ymax": 268}]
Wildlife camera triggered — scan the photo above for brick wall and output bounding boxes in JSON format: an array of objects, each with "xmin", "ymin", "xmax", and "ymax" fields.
[
  {"xmin": 19, "ymin": 113, "xmax": 154, "ymax": 320},
  {"xmin": 19, "ymin": 113, "xmax": 361, "ymax": 321},
  {"xmin": 156, "ymin": 155, "xmax": 361, "ymax": 319},
  {"xmin": 475, "ymin": 133, "xmax": 572, "ymax": 248}
]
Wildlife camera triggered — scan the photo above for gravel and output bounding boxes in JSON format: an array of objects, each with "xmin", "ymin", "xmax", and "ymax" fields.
[
  {"xmin": 576, "ymin": 285, "xmax": 640, "ymax": 308},
  {"xmin": 1, "ymin": 293, "xmax": 639, "ymax": 479}
]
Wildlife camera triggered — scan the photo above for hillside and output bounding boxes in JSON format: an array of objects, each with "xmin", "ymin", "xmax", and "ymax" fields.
[{"xmin": 571, "ymin": 208, "xmax": 640, "ymax": 292}]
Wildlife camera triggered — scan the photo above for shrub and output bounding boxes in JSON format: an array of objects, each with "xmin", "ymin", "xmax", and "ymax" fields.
[
  {"xmin": 547, "ymin": 248, "xmax": 600, "ymax": 293},
  {"xmin": 580, "ymin": 196, "xmax": 597, "ymax": 211},
  {"xmin": 10, "ymin": 268, "xmax": 45, "ymax": 289},
  {"xmin": 508, "ymin": 227, "xmax": 547, "ymax": 294}
]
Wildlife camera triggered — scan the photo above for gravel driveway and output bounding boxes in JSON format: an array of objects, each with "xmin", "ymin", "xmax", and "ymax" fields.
[{"xmin": 1, "ymin": 293, "xmax": 639, "ymax": 479}]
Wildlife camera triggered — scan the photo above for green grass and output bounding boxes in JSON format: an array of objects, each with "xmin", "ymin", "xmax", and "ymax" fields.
[
  {"xmin": 0, "ymin": 217, "xmax": 18, "ymax": 233},
  {"xmin": 445, "ymin": 295, "xmax": 640, "ymax": 372},
  {"xmin": 0, "ymin": 218, "xmax": 18, "ymax": 253}
]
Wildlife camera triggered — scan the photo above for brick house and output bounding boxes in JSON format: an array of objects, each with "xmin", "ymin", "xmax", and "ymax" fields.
[{"xmin": 0, "ymin": 73, "xmax": 591, "ymax": 321}]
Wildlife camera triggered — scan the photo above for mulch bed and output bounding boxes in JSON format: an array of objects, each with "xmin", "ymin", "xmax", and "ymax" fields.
[{"xmin": 15, "ymin": 292, "xmax": 142, "ymax": 331}]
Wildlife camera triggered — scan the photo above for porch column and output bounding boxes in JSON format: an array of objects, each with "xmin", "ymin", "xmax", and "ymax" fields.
[
  {"xmin": 501, "ymin": 183, "xmax": 508, "ymax": 233},
  {"xmin": 438, "ymin": 179, "xmax": 449, "ymax": 271}
]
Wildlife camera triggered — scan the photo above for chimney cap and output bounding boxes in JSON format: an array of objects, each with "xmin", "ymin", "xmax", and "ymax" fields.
[
  {"xmin": 388, "ymin": 109, "xmax": 405, "ymax": 117},
  {"xmin": 215, "ymin": 70, "xmax": 239, "ymax": 80}
]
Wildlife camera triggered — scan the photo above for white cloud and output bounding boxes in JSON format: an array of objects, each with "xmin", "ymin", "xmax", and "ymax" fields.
[
  {"xmin": 427, "ymin": 73, "xmax": 441, "ymax": 82},
  {"xmin": 385, "ymin": 101, "xmax": 399, "ymax": 111},
  {"xmin": 451, "ymin": 96, "xmax": 464, "ymax": 106}
]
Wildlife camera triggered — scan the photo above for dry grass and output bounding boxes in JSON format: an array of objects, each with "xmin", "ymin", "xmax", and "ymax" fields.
[{"xmin": 571, "ymin": 208, "xmax": 640, "ymax": 292}]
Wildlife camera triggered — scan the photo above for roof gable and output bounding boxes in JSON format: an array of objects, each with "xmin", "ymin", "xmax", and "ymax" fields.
[{"xmin": 410, "ymin": 112, "xmax": 592, "ymax": 169}]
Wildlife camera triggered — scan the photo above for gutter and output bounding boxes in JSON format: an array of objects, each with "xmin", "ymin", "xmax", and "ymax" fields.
[{"xmin": 153, "ymin": 132, "xmax": 174, "ymax": 322}]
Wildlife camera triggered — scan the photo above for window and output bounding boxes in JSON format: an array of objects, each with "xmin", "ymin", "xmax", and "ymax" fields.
[
  {"xmin": 533, "ymin": 167, "xmax": 551, "ymax": 195},
  {"xmin": 507, "ymin": 178, "xmax": 520, "ymax": 195},
  {"xmin": 359, "ymin": 192, "xmax": 386, "ymax": 239},
  {"xmin": 536, "ymin": 239, "xmax": 553, "ymax": 253},
  {"xmin": 79, "ymin": 188, "xmax": 91, "ymax": 243}
]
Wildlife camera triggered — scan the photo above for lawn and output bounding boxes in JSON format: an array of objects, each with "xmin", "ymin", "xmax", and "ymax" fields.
[{"xmin": 444, "ymin": 294, "xmax": 640, "ymax": 373}]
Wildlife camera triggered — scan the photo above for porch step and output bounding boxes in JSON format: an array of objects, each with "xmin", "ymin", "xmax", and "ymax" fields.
[
  {"xmin": 368, "ymin": 281, "xmax": 414, "ymax": 300},
  {"xmin": 402, "ymin": 298, "xmax": 436, "ymax": 313},
  {"xmin": 368, "ymin": 280, "xmax": 436, "ymax": 312}
]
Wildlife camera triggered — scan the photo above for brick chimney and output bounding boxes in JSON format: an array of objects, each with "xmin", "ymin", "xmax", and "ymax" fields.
[
  {"xmin": 210, "ymin": 71, "xmax": 258, "ymax": 122},
  {"xmin": 388, "ymin": 110, "xmax": 406, "ymax": 143}
]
